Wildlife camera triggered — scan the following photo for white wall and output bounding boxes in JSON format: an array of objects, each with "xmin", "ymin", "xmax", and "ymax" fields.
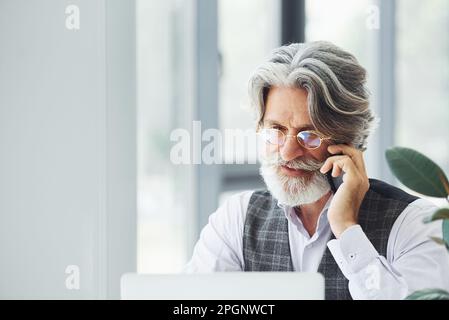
[{"xmin": 0, "ymin": 0, "xmax": 136, "ymax": 299}]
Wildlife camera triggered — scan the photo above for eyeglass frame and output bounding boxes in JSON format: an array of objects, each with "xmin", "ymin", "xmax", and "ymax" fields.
[{"xmin": 258, "ymin": 127, "xmax": 332, "ymax": 150}]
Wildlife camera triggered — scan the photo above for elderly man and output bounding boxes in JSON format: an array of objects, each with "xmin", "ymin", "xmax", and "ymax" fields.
[{"xmin": 184, "ymin": 41, "xmax": 449, "ymax": 299}]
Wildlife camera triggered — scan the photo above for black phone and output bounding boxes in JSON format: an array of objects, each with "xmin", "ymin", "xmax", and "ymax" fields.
[
  {"xmin": 325, "ymin": 152, "xmax": 344, "ymax": 193},
  {"xmin": 326, "ymin": 171, "xmax": 343, "ymax": 193}
]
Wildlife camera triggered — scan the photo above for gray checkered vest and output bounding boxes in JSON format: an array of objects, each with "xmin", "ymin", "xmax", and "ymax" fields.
[{"xmin": 243, "ymin": 179, "xmax": 418, "ymax": 300}]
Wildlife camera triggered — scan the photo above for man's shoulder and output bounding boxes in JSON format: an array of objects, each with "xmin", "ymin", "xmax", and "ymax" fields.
[
  {"xmin": 223, "ymin": 190, "xmax": 258, "ymax": 206},
  {"xmin": 217, "ymin": 190, "xmax": 257, "ymax": 219},
  {"xmin": 362, "ymin": 179, "xmax": 438, "ymax": 232},
  {"xmin": 218, "ymin": 189, "xmax": 275, "ymax": 221},
  {"xmin": 248, "ymin": 189, "xmax": 272, "ymax": 200},
  {"xmin": 367, "ymin": 178, "xmax": 420, "ymax": 204},
  {"xmin": 222, "ymin": 189, "xmax": 273, "ymax": 206}
]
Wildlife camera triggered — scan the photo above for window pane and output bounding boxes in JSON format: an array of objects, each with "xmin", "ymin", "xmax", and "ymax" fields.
[
  {"xmin": 396, "ymin": 0, "xmax": 449, "ymax": 206},
  {"xmin": 136, "ymin": 0, "xmax": 193, "ymax": 273},
  {"xmin": 306, "ymin": 0, "xmax": 377, "ymax": 70},
  {"xmin": 219, "ymin": 0, "xmax": 280, "ymax": 163}
]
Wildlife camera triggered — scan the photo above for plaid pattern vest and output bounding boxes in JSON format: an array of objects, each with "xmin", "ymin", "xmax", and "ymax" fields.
[{"xmin": 243, "ymin": 179, "xmax": 418, "ymax": 300}]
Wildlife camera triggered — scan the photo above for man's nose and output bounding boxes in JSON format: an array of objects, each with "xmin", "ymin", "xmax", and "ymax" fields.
[{"xmin": 280, "ymin": 135, "xmax": 305, "ymax": 162}]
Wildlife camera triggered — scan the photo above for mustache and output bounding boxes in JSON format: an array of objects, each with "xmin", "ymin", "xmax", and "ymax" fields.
[{"xmin": 261, "ymin": 153, "xmax": 325, "ymax": 172}]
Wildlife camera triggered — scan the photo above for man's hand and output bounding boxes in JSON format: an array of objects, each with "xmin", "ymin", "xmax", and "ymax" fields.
[{"xmin": 320, "ymin": 144, "xmax": 370, "ymax": 238}]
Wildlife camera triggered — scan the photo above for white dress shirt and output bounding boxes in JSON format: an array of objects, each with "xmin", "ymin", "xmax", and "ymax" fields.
[{"xmin": 184, "ymin": 190, "xmax": 449, "ymax": 300}]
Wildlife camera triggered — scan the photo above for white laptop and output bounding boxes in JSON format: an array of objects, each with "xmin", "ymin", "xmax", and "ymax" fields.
[{"xmin": 121, "ymin": 272, "xmax": 324, "ymax": 300}]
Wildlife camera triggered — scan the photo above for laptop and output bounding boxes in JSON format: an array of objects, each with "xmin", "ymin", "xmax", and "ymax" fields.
[{"xmin": 121, "ymin": 272, "xmax": 324, "ymax": 300}]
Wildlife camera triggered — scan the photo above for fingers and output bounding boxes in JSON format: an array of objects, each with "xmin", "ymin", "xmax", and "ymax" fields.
[
  {"xmin": 327, "ymin": 144, "xmax": 367, "ymax": 174},
  {"xmin": 321, "ymin": 155, "xmax": 358, "ymax": 178},
  {"xmin": 332, "ymin": 161, "xmax": 342, "ymax": 177},
  {"xmin": 320, "ymin": 155, "xmax": 347, "ymax": 175}
]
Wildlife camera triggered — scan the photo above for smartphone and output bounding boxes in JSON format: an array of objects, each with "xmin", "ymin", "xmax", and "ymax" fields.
[
  {"xmin": 326, "ymin": 171, "xmax": 343, "ymax": 193},
  {"xmin": 325, "ymin": 153, "xmax": 344, "ymax": 193}
]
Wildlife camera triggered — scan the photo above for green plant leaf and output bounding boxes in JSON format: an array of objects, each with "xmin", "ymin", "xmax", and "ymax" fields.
[
  {"xmin": 444, "ymin": 220, "xmax": 449, "ymax": 249},
  {"xmin": 430, "ymin": 236, "xmax": 444, "ymax": 245},
  {"xmin": 430, "ymin": 236, "xmax": 449, "ymax": 250},
  {"xmin": 385, "ymin": 147, "xmax": 449, "ymax": 198},
  {"xmin": 423, "ymin": 208, "xmax": 449, "ymax": 223},
  {"xmin": 405, "ymin": 288, "xmax": 449, "ymax": 300}
]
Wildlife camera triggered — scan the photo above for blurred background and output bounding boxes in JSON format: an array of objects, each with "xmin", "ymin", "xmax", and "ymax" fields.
[
  {"xmin": 0, "ymin": 0, "xmax": 448, "ymax": 299},
  {"xmin": 137, "ymin": 0, "xmax": 449, "ymax": 274}
]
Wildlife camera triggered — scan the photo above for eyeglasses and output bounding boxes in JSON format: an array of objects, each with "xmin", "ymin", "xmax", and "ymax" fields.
[{"xmin": 259, "ymin": 128, "xmax": 331, "ymax": 150}]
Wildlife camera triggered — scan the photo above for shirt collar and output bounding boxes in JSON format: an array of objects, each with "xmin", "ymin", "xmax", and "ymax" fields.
[{"xmin": 280, "ymin": 193, "xmax": 334, "ymax": 231}]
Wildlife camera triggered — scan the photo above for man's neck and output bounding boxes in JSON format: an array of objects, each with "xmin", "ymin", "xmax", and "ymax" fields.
[{"xmin": 295, "ymin": 191, "xmax": 332, "ymax": 237}]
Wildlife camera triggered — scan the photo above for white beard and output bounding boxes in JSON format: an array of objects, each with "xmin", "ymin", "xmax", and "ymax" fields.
[{"xmin": 260, "ymin": 153, "xmax": 331, "ymax": 207}]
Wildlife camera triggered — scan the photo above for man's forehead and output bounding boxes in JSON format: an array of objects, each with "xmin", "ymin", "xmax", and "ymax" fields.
[{"xmin": 263, "ymin": 87, "xmax": 314, "ymax": 129}]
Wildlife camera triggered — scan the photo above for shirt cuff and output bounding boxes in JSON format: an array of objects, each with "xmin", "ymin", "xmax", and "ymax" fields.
[{"xmin": 327, "ymin": 224, "xmax": 379, "ymax": 274}]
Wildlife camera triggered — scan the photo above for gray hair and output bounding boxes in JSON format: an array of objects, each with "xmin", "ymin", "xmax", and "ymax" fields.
[{"xmin": 248, "ymin": 41, "xmax": 377, "ymax": 151}]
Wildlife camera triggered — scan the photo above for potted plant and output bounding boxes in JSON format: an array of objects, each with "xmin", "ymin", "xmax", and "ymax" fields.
[{"xmin": 385, "ymin": 146, "xmax": 449, "ymax": 300}]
